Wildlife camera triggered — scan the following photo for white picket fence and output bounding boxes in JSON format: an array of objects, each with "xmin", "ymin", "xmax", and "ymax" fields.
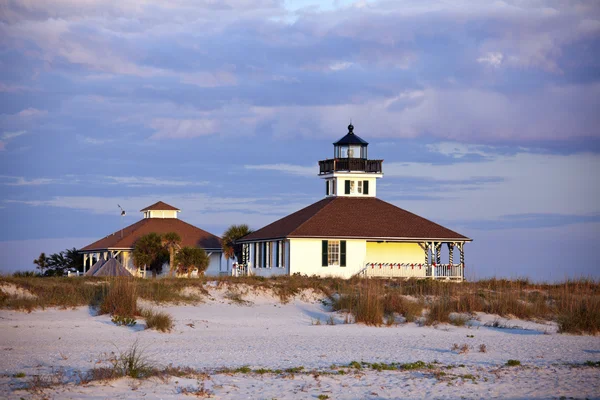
[{"xmin": 361, "ymin": 262, "xmax": 464, "ymax": 281}]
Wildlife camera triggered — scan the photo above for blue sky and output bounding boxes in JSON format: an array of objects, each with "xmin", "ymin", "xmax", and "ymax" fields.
[{"xmin": 1, "ymin": 0, "xmax": 599, "ymax": 280}]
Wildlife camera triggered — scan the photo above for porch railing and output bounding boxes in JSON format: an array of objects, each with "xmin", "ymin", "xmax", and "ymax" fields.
[{"xmin": 361, "ymin": 262, "xmax": 464, "ymax": 281}]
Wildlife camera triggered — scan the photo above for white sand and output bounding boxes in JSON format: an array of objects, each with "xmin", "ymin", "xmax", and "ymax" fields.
[{"xmin": 1, "ymin": 288, "xmax": 599, "ymax": 399}]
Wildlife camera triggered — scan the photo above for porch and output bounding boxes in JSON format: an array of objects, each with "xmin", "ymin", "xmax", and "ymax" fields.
[{"xmin": 359, "ymin": 241, "xmax": 467, "ymax": 281}]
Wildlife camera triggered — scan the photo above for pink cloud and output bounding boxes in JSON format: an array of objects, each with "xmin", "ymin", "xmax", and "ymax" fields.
[{"xmin": 17, "ymin": 108, "xmax": 47, "ymax": 118}]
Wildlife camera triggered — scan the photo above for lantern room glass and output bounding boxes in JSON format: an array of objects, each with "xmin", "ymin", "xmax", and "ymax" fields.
[{"xmin": 334, "ymin": 144, "xmax": 367, "ymax": 159}]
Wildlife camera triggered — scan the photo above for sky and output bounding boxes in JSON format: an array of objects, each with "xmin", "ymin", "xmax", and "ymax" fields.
[{"xmin": 0, "ymin": 0, "xmax": 599, "ymax": 280}]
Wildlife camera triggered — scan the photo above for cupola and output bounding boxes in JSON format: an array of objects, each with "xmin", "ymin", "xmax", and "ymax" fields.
[
  {"xmin": 140, "ymin": 201, "xmax": 181, "ymax": 219},
  {"xmin": 319, "ymin": 124, "xmax": 383, "ymax": 198}
]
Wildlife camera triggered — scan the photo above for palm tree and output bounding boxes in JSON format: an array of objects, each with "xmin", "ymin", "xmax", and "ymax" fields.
[
  {"xmin": 162, "ymin": 232, "xmax": 182, "ymax": 277},
  {"xmin": 33, "ymin": 253, "xmax": 49, "ymax": 274},
  {"xmin": 133, "ymin": 233, "xmax": 169, "ymax": 278},
  {"xmin": 64, "ymin": 248, "xmax": 84, "ymax": 272},
  {"xmin": 174, "ymin": 246, "xmax": 209, "ymax": 278},
  {"xmin": 222, "ymin": 224, "xmax": 253, "ymax": 263}
]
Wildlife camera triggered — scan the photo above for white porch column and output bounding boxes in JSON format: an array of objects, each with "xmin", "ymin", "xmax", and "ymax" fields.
[{"xmin": 83, "ymin": 254, "xmax": 88, "ymax": 274}]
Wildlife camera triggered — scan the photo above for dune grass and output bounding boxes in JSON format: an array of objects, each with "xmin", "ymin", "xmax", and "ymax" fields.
[
  {"xmin": 1, "ymin": 275, "xmax": 599, "ymax": 334},
  {"xmin": 141, "ymin": 308, "xmax": 174, "ymax": 332}
]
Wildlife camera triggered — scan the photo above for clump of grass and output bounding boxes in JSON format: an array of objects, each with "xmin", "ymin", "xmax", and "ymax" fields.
[
  {"xmin": 327, "ymin": 315, "xmax": 336, "ymax": 325},
  {"xmin": 318, "ymin": 395, "xmax": 330, "ymax": 400},
  {"xmin": 557, "ymin": 294, "xmax": 600, "ymax": 335},
  {"xmin": 348, "ymin": 361, "xmax": 362, "ymax": 369},
  {"xmin": 451, "ymin": 343, "xmax": 469, "ymax": 354},
  {"xmin": 111, "ymin": 315, "xmax": 137, "ymax": 327},
  {"xmin": 400, "ymin": 361, "xmax": 429, "ymax": 370},
  {"xmin": 506, "ymin": 359, "xmax": 521, "ymax": 366},
  {"xmin": 142, "ymin": 309, "xmax": 174, "ymax": 332},
  {"xmin": 584, "ymin": 361, "xmax": 600, "ymax": 367},
  {"xmin": 110, "ymin": 341, "xmax": 156, "ymax": 378},
  {"xmin": 479, "ymin": 344, "xmax": 487, "ymax": 353},
  {"xmin": 14, "ymin": 372, "xmax": 26, "ymax": 378},
  {"xmin": 332, "ymin": 280, "xmax": 384, "ymax": 326},
  {"xmin": 98, "ymin": 278, "xmax": 138, "ymax": 317},
  {"xmin": 234, "ymin": 366, "xmax": 251, "ymax": 373},
  {"xmin": 382, "ymin": 293, "xmax": 424, "ymax": 322},
  {"xmin": 285, "ymin": 366, "xmax": 304, "ymax": 374}
]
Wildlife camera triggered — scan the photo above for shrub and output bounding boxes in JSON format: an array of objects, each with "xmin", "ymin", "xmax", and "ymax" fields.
[
  {"xmin": 98, "ymin": 278, "xmax": 138, "ymax": 317},
  {"xmin": 111, "ymin": 341, "xmax": 155, "ymax": 378},
  {"xmin": 400, "ymin": 361, "xmax": 428, "ymax": 370},
  {"xmin": 111, "ymin": 315, "xmax": 137, "ymax": 327},
  {"xmin": 142, "ymin": 309, "xmax": 174, "ymax": 332},
  {"xmin": 506, "ymin": 359, "xmax": 521, "ymax": 366}
]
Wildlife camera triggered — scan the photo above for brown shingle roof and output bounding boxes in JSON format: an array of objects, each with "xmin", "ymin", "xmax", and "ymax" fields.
[
  {"xmin": 140, "ymin": 201, "xmax": 180, "ymax": 212},
  {"xmin": 240, "ymin": 197, "xmax": 470, "ymax": 241},
  {"xmin": 80, "ymin": 218, "xmax": 222, "ymax": 251}
]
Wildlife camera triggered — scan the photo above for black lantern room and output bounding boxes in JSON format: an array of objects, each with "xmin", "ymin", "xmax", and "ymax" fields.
[{"xmin": 333, "ymin": 124, "xmax": 368, "ymax": 159}]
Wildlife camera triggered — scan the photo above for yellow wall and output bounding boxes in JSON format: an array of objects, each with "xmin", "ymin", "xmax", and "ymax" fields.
[
  {"xmin": 365, "ymin": 242, "xmax": 424, "ymax": 263},
  {"xmin": 365, "ymin": 242, "xmax": 426, "ymax": 277}
]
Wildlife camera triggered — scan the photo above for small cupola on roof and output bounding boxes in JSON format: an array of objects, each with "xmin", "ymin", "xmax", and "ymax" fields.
[
  {"xmin": 140, "ymin": 201, "xmax": 181, "ymax": 219},
  {"xmin": 319, "ymin": 124, "xmax": 383, "ymax": 198}
]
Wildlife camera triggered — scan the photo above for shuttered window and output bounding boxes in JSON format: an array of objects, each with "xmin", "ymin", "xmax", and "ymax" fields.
[
  {"xmin": 326, "ymin": 181, "xmax": 329, "ymax": 195},
  {"xmin": 340, "ymin": 240, "xmax": 346, "ymax": 267},
  {"xmin": 344, "ymin": 180, "xmax": 350, "ymax": 194},
  {"xmin": 363, "ymin": 180, "xmax": 369, "ymax": 195}
]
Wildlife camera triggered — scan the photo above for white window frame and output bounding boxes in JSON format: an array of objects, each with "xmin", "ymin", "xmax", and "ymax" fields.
[
  {"xmin": 328, "ymin": 240, "xmax": 340, "ymax": 266},
  {"xmin": 357, "ymin": 180, "xmax": 363, "ymax": 194}
]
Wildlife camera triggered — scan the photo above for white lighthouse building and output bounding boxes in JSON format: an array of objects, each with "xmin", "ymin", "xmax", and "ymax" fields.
[{"xmin": 238, "ymin": 125, "xmax": 471, "ymax": 280}]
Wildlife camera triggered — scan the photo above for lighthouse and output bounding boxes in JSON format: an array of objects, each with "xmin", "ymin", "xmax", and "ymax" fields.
[{"xmin": 319, "ymin": 124, "xmax": 383, "ymax": 197}]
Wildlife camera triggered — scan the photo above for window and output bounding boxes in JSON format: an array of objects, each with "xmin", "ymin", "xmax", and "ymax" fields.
[
  {"xmin": 264, "ymin": 242, "xmax": 269, "ymax": 268},
  {"xmin": 254, "ymin": 242, "xmax": 259, "ymax": 268},
  {"xmin": 328, "ymin": 240, "xmax": 340, "ymax": 266},
  {"xmin": 322, "ymin": 240, "xmax": 346, "ymax": 267},
  {"xmin": 349, "ymin": 180, "xmax": 355, "ymax": 193},
  {"xmin": 280, "ymin": 241, "xmax": 286, "ymax": 268},
  {"xmin": 357, "ymin": 181, "xmax": 363, "ymax": 194},
  {"xmin": 332, "ymin": 179, "xmax": 336, "ymax": 195}
]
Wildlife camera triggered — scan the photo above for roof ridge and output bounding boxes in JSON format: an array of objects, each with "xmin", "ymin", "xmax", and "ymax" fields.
[{"xmin": 288, "ymin": 197, "xmax": 337, "ymax": 236}]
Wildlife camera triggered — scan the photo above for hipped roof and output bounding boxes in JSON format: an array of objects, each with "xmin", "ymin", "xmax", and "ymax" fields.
[
  {"xmin": 140, "ymin": 201, "xmax": 180, "ymax": 212},
  {"xmin": 239, "ymin": 197, "xmax": 470, "ymax": 242},
  {"xmin": 93, "ymin": 258, "xmax": 132, "ymax": 277},
  {"xmin": 81, "ymin": 218, "xmax": 222, "ymax": 251}
]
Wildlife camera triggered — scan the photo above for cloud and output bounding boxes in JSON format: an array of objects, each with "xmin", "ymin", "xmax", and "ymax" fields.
[
  {"xmin": 16, "ymin": 108, "xmax": 47, "ymax": 118},
  {"xmin": 102, "ymin": 176, "xmax": 209, "ymax": 187},
  {"xmin": 477, "ymin": 52, "xmax": 503, "ymax": 68},
  {"xmin": 0, "ymin": 131, "xmax": 27, "ymax": 151},
  {"xmin": 244, "ymin": 163, "xmax": 315, "ymax": 176},
  {"xmin": 0, "ymin": 176, "xmax": 58, "ymax": 186},
  {"xmin": 2, "ymin": 131, "xmax": 27, "ymax": 140},
  {"xmin": 150, "ymin": 118, "xmax": 220, "ymax": 139}
]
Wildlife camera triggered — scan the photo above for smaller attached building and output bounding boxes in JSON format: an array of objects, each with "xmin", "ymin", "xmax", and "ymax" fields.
[{"xmin": 80, "ymin": 201, "xmax": 231, "ymax": 277}]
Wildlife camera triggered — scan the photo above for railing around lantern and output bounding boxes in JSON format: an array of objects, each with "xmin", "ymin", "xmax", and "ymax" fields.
[
  {"xmin": 319, "ymin": 158, "xmax": 383, "ymax": 175},
  {"xmin": 361, "ymin": 262, "xmax": 464, "ymax": 281}
]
